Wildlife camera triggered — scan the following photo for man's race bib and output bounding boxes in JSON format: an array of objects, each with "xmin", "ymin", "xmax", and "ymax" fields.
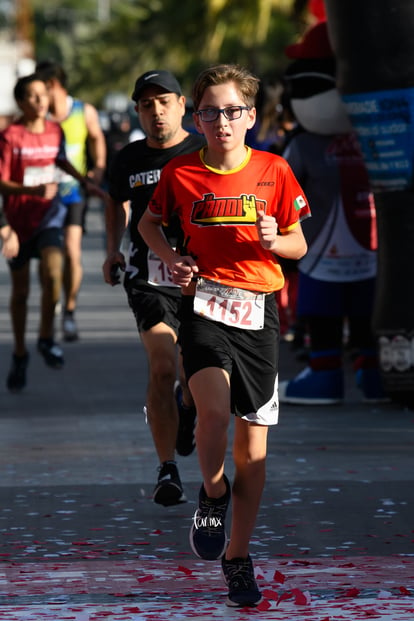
[
  {"xmin": 194, "ymin": 278, "xmax": 265, "ymax": 330},
  {"xmin": 147, "ymin": 249, "xmax": 179, "ymax": 287}
]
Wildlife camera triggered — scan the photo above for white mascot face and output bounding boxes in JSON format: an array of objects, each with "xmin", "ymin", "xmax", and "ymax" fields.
[
  {"xmin": 291, "ymin": 88, "xmax": 353, "ymax": 135},
  {"xmin": 284, "ymin": 22, "xmax": 354, "ymax": 136}
]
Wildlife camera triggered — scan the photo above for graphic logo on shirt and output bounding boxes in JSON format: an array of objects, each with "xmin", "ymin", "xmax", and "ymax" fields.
[
  {"xmin": 191, "ymin": 193, "xmax": 266, "ymax": 225},
  {"xmin": 129, "ymin": 169, "xmax": 161, "ymax": 188},
  {"xmin": 293, "ymin": 194, "xmax": 307, "ymax": 211}
]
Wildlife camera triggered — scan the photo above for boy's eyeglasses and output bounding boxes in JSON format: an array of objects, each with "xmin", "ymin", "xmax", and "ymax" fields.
[{"xmin": 196, "ymin": 106, "xmax": 251, "ymax": 122}]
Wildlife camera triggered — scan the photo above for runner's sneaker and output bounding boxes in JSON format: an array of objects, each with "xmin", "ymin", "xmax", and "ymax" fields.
[
  {"xmin": 222, "ymin": 555, "xmax": 262, "ymax": 607},
  {"xmin": 6, "ymin": 352, "xmax": 29, "ymax": 393},
  {"xmin": 62, "ymin": 310, "xmax": 78, "ymax": 342},
  {"xmin": 37, "ymin": 338, "xmax": 64, "ymax": 369},
  {"xmin": 153, "ymin": 460, "xmax": 187, "ymax": 506},
  {"xmin": 175, "ymin": 383, "xmax": 196, "ymax": 456},
  {"xmin": 189, "ymin": 474, "xmax": 230, "ymax": 560}
]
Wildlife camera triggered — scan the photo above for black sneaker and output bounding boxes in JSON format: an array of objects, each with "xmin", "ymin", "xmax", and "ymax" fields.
[
  {"xmin": 37, "ymin": 338, "xmax": 64, "ymax": 369},
  {"xmin": 175, "ymin": 383, "xmax": 196, "ymax": 456},
  {"xmin": 153, "ymin": 461, "xmax": 187, "ymax": 506},
  {"xmin": 62, "ymin": 310, "xmax": 78, "ymax": 342},
  {"xmin": 6, "ymin": 352, "xmax": 29, "ymax": 393},
  {"xmin": 189, "ymin": 474, "xmax": 230, "ymax": 560},
  {"xmin": 222, "ymin": 555, "xmax": 262, "ymax": 607}
]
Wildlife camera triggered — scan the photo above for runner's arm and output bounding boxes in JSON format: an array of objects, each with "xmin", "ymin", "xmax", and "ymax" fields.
[
  {"xmin": 84, "ymin": 102, "xmax": 106, "ymax": 186},
  {"xmin": 256, "ymin": 210, "xmax": 307, "ymax": 260},
  {"xmin": 102, "ymin": 198, "xmax": 129, "ymax": 284}
]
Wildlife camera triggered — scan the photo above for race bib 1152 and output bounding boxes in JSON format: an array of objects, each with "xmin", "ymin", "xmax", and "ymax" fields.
[{"xmin": 194, "ymin": 279, "xmax": 265, "ymax": 330}]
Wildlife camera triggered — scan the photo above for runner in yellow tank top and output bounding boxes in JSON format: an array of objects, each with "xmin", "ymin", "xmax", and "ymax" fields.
[{"xmin": 60, "ymin": 97, "xmax": 88, "ymax": 202}]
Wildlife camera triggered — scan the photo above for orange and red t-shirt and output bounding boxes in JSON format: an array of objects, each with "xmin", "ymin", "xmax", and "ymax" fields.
[{"xmin": 148, "ymin": 147, "xmax": 310, "ymax": 293}]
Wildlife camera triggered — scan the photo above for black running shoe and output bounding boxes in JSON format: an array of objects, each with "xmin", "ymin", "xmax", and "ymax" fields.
[
  {"xmin": 175, "ymin": 383, "xmax": 196, "ymax": 456},
  {"xmin": 6, "ymin": 352, "xmax": 29, "ymax": 393},
  {"xmin": 153, "ymin": 461, "xmax": 187, "ymax": 506},
  {"xmin": 222, "ymin": 555, "xmax": 262, "ymax": 607},
  {"xmin": 37, "ymin": 338, "xmax": 64, "ymax": 369},
  {"xmin": 189, "ymin": 474, "xmax": 230, "ymax": 560}
]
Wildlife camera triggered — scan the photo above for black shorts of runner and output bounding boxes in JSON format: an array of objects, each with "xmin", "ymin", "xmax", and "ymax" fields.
[
  {"xmin": 126, "ymin": 284, "xmax": 181, "ymax": 335},
  {"xmin": 8, "ymin": 227, "xmax": 64, "ymax": 271},
  {"xmin": 179, "ymin": 293, "xmax": 280, "ymax": 424},
  {"xmin": 64, "ymin": 201, "xmax": 87, "ymax": 227}
]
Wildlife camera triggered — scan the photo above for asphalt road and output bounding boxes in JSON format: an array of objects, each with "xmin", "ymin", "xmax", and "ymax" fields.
[{"xmin": 0, "ymin": 201, "xmax": 413, "ymax": 620}]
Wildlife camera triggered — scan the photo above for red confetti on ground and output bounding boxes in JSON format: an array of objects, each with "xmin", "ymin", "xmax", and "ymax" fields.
[
  {"xmin": 262, "ymin": 588, "xmax": 279, "ymax": 600},
  {"xmin": 277, "ymin": 591, "xmax": 294, "ymax": 605},
  {"xmin": 292, "ymin": 588, "xmax": 311, "ymax": 605},
  {"xmin": 273, "ymin": 570, "xmax": 286, "ymax": 583},
  {"xmin": 341, "ymin": 587, "xmax": 361, "ymax": 598},
  {"xmin": 257, "ymin": 598, "xmax": 272, "ymax": 611},
  {"xmin": 137, "ymin": 574, "xmax": 154, "ymax": 583}
]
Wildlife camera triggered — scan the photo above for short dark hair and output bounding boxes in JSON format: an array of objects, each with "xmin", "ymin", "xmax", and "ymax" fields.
[
  {"xmin": 13, "ymin": 74, "xmax": 45, "ymax": 102},
  {"xmin": 35, "ymin": 60, "xmax": 68, "ymax": 88}
]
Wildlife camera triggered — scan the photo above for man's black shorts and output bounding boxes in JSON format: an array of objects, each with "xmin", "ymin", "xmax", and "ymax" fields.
[{"xmin": 126, "ymin": 283, "xmax": 181, "ymax": 335}]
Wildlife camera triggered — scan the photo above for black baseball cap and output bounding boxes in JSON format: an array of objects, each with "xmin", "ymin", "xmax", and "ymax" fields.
[{"xmin": 131, "ymin": 70, "xmax": 182, "ymax": 102}]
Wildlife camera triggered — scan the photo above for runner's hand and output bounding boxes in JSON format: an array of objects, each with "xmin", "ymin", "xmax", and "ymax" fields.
[
  {"xmin": 256, "ymin": 209, "xmax": 278, "ymax": 251},
  {"xmin": 102, "ymin": 252, "xmax": 126, "ymax": 286},
  {"xmin": 169, "ymin": 255, "xmax": 199, "ymax": 287}
]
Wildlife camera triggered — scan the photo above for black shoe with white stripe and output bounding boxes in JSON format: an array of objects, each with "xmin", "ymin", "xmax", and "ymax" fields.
[
  {"xmin": 37, "ymin": 338, "xmax": 64, "ymax": 369},
  {"xmin": 153, "ymin": 461, "xmax": 187, "ymax": 506}
]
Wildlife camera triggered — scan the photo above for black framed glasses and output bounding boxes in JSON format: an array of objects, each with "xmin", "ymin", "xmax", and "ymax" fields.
[{"xmin": 196, "ymin": 106, "xmax": 251, "ymax": 122}]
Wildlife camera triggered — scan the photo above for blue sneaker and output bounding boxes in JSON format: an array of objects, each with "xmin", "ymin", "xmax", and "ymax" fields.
[
  {"xmin": 189, "ymin": 474, "xmax": 230, "ymax": 560},
  {"xmin": 356, "ymin": 368, "xmax": 389, "ymax": 403},
  {"xmin": 279, "ymin": 367, "xmax": 344, "ymax": 405}
]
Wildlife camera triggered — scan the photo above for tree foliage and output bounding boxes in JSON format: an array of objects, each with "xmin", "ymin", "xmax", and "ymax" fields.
[{"xmin": 28, "ymin": 0, "xmax": 312, "ymax": 107}]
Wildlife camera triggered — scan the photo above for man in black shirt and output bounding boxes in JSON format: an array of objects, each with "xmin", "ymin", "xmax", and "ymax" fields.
[{"xmin": 103, "ymin": 71, "xmax": 204, "ymax": 506}]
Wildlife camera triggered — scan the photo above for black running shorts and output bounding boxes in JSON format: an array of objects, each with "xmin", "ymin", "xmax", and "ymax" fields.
[
  {"xmin": 179, "ymin": 293, "xmax": 280, "ymax": 425},
  {"xmin": 126, "ymin": 284, "xmax": 181, "ymax": 335},
  {"xmin": 8, "ymin": 227, "xmax": 63, "ymax": 271},
  {"xmin": 64, "ymin": 201, "xmax": 87, "ymax": 227}
]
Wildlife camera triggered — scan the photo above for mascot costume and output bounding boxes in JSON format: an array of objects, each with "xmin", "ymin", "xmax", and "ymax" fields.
[{"xmin": 279, "ymin": 20, "xmax": 385, "ymax": 404}]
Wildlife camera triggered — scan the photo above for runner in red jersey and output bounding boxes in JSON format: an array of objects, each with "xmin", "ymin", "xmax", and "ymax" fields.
[
  {"xmin": 1, "ymin": 118, "xmax": 67, "ymax": 242},
  {"xmin": 149, "ymin": 147, "xmax": 308, "ymax": 292},
  {"xmin": 139, "ymin": 64, "xmax": 309, "ymax": 607},
  {"xmin": 0, "ymin": 74, "xmax": 102, "ymax": 393}
]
